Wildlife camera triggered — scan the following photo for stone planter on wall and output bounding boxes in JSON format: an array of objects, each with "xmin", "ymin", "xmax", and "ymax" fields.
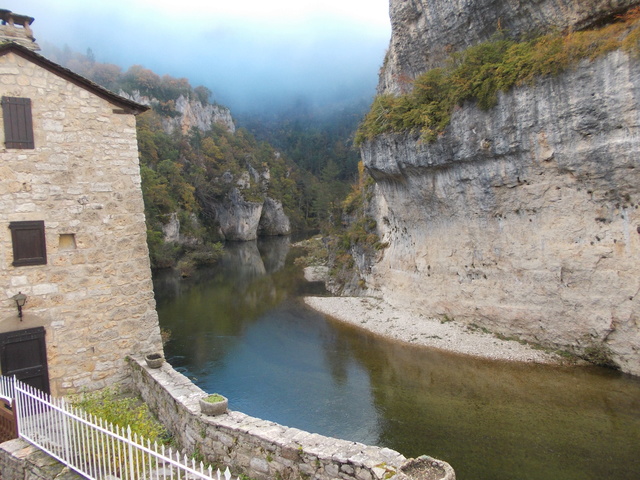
[
  {"xmin": 199, "ymin": 394, "xmax": 228, "ymax": 416},
  {"xmin": 145, "ymin": 353, "xmax": 164, "ymax": 369},
  {"xmin": 399, "ymin": 456, "xmax": 456, "ymax": 480}
]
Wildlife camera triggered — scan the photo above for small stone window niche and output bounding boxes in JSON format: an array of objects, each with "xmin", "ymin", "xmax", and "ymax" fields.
[
  {"xmin": 2, "ymin": 96, "xmax": 34, "ymax": 149},
  {"xmin": 9, "ymin": 220, "xmax": 46, "ymax": 266},
  {"xmin": 58, "ymin": 233, "xmax": 76, "ymax": 250}
]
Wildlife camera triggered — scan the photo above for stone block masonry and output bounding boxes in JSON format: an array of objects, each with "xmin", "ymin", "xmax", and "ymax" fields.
[
  {"xmin": 127, "ymin": 357, "xmax": 455, "ymax": 480},
  {"xmin": 0, "ymin": 438, "xmax": 83, "ymax": 480},
  {"xmin": 0, "ymin": 47, "xmax": 162, "ymax": 395}
]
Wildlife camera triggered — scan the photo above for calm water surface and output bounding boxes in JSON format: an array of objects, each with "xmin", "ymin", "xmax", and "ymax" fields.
[{"xmin": 153, "ymin": 237, "xmax": 640, "ymax": 480}]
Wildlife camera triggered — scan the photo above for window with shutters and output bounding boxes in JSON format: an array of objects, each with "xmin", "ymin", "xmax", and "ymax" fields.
[
  {"xmin": 2, "ymin": 96, "xmax": 34, "ymax": 149},
  {"xmin": 9, "ymin": 221, "xmax": 47, "ymax": 266}
]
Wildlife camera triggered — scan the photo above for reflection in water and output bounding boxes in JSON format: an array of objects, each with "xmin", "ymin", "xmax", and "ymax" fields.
[
  {"xmin": 154, "ymin": 238, "xmax": 640, "ymax": 480},
  {"xmin": 331, "ymin": 322, "xmax": 640, "ymax": 480}
]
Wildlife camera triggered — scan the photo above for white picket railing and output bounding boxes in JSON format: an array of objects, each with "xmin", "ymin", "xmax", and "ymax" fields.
[
  {"xmin": 3, "ymin": 376, "xmax": 234, "ymax": 480},
  {"xmin": 0, "ymin": 375, "xmax": 14, "ymax": 401}
]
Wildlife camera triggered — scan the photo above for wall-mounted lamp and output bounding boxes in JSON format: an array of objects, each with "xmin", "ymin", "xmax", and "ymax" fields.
[{"xmin": 12, "ymin": 292, "xmax": 27, "ymax": 319}]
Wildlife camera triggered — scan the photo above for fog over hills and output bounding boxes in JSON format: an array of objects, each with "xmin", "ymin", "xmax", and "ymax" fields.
[{"xmin": 16, "ymin": 0, "xmax": 391, "ymax": 114}]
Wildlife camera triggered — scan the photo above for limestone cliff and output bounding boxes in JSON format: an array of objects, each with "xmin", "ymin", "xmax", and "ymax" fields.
[
  {"xmin": 214, "ymin": 187, "xmax": 264, "ymax": 241},
  {"xmin": 361, "ymin": 0, "xmax": 640, "ymax": 374},
  {"xmin": 258, "ymin": 197, "xmax": 292, "ymax": 237},
  {"xmin": 121, "ymin": 90, "xmax": 235, "ymax": 134},
  {"xmin": 164, "ymin": 94, "xmax": 235, "ymax": 135},
  {"xmin": 381, "ymin": 0, "xmax": 640, "ymax": 94},
  {"xmin": 161, "ymin": 172, "xmax": 291, "ymax": 243},
  {"xmin": 211, "ymin": 165, "xmax": 292, "ymax": 242},
  {"xmin": 124, "ymin": 91, "xmax": 291, "ymax": 243},
  {"xmin": 161, "ymin": 212, "xmax": 200, "ymax": 246}
]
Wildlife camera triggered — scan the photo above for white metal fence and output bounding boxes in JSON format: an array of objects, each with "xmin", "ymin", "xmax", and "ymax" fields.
[
  {"xmin": 2, "ymin": 376, "xmax": 234, "ymax": 480},
  {"xmin": 0, "ymin": 375, "xmax": 14, "ymax": 400}
]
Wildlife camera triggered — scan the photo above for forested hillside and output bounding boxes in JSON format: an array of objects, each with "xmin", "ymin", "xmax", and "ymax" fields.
[
  {"xmin": 238, "ymin": 99, "xmax": 367, "ymax": 218},
  {"xmin": 42, "ymin": 44, "xmax": 360, "ymax": 270}
]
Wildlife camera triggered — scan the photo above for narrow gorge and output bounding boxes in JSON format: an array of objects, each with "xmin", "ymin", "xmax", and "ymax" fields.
[{"xmin": 358, "ymin": 0, "xmax": 640, "ymax": 375}]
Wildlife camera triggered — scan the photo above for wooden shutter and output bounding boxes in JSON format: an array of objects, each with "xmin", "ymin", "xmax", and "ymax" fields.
[
  {"xmin": 9, "ymin": 221, "xmax": 47, "ymax": 266},
  {"xmin": 2, "ymin": 96, "xmax": 34, "ymax": 149}
]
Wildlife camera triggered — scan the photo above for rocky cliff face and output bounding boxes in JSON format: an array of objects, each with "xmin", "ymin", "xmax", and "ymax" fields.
[
  {"xmin": 164, "ymin": 95, "xmax": 235, "ymax": 135},
  {"xmin": 212, "ymin": 166, "xmax": 292, "ymax": 242},
  {"xmin": 161, "ymin": 212, "xmax": 200, "ymax": 245},
  {"xmin": 362, "ymin": 1, "xmax": 640, "ymax": 374},
  {"xmin": 215, "ymin": 188, "xmax": 264, "ymax": 241},
  {"xmin": 381, "ymin": 0, "xmax": 640, "ymax": 94},
  {"xmin": 163, "ymin": 186, "xmax": 291, "ymax": 243},
  {"xmin": 124, "ymin": 91, "xmax": 291, "ymax": 242},
  {"xmin": 121, "ymin": 91, "xmax": 235, "ymax": 134},
  {"xmin": 258, "ymin": 197, "xmax": 292, "ymax": 237}
]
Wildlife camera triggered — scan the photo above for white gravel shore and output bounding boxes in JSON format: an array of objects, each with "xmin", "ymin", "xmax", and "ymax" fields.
[{"xmin": 304, "ymin": 296, "xmax": 562, "ymax": 364}]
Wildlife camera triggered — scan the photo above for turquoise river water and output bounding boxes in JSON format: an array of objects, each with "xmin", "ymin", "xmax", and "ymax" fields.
[{"xmin": 153, "ymin": 237, "xmax": 640, "ymax": 480}]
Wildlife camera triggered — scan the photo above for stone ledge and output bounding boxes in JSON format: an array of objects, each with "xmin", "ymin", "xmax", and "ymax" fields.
[{"xmin": 128, "ymin": 356, "xmax": 455, "ymax": 480}]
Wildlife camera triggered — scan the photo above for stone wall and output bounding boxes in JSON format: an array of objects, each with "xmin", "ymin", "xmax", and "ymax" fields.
[
  {"xmin": 0, "ymin": 49, "xmax": 162, "ymax": 395},
  {"xmin": 127, "ymin": 357, "xmax": 455, "ymax": 480},
  {"xmin": 0, "ymin": 438, "xmax": 82, "ymax": 480}
]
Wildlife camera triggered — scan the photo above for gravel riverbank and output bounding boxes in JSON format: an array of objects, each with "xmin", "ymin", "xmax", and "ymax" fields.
[{"xmin": 304, "ymin": 296, "xmax": 562, "ymax": 364}]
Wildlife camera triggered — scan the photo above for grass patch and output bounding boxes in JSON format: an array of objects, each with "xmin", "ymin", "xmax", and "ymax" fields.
[
  {"xmin": 203, "ymin": 393, "xmax": 225, "ymax": 403},
  {"xmin": 356, "ymin": 7, "xmax": 640, "ymax": 144},
  {"xmin": 70, "ymin": 387, "xmax": 169, "ymax": 443},
  {"xmin": 495, "ymin": 332, "xmax": 529, "ymax": 344},
  {"xmin": 468, "ymin": 323, "xmax": 492, "ymax": 334},
  {"xmin": 440, "ymin": 314, "xmax": 454, "ymax": 324}
]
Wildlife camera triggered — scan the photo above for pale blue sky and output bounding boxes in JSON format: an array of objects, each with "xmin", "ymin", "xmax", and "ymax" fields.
[{"xmin": 15, "ymin": 0, "xmax": 391, "ymax": 113}]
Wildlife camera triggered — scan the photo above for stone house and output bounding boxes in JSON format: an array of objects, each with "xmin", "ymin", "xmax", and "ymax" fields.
[{"xmin": 0, "ymin": 33, "xmax": 162, "ymax": 395}]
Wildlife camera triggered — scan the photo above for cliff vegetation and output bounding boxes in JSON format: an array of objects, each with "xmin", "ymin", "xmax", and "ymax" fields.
[
  {"xmin": 137, "ymin": 113, "xmax": 300, "ymax": 269},
  {"xmin": 296, "ymin": 161, "xmax": 386, "ymax": 294},
  {"xmin": 356, "ymin": 7, "xmax": 640, "ymax": 144},
  {"xmin": 239, "ymin": 100, "xmax": 367, "ymax": 222}
]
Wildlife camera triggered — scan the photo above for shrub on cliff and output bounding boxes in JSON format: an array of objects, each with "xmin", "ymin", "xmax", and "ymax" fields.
[
  {"xmin": 323, "ymin": 162, "xmax": 386, "ymax": 293},
  {"xmin": 356, "ymin": 7, "xmax": 640, "ymax": 144}
]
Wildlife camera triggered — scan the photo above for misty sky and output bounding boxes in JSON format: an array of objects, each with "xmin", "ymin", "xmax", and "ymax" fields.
[{"xmin": 15, "ymin": 0, "xmax": 391, "ymax": 113}]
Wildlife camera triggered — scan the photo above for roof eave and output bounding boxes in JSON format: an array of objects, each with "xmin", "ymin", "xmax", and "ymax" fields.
[{"xmin": 0, "ymin": 42, "xmax": 149, "ymax": 114}]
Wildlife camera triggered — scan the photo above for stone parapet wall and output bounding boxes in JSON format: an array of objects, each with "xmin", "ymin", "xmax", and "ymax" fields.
[
  {"xmin": 0, "ymin": 438, "xmax": 83, "ymax": 480},
  {"xmin": 127, "ymin": 357, "xmax": 454, "ymax": 480}
]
